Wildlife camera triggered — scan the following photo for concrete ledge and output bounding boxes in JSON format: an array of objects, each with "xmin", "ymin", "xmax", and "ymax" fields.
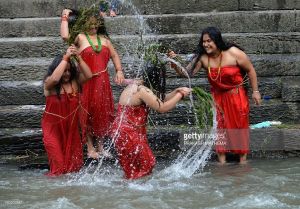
[
  {"xmin": 282, "ymin": 78, "xmax": 300, "ymax": 102},
  {"xmin": 239, "ymin": 0, "xmax": 300, "ymax": 11},
  {"xmin": 1, "ymin": 11, "xmax": 299, "ymax": 38},
  {"xmin": 0, "ymin": 126, "xmax": 299, "ymax": 159},
  {"xmin": 1, "ymin": 55, "xmax": 300, "ymax": 81},
  {"xmin": 0, "ymin": 77, "xmax": 284, "ymax": 105},
  {"xmin": 0, "ymin": 100, "xmax": 299, "ymax": 128},
  {"xmin": 2, "ymin": 0, "xmax": 299, "ymax": 18},
  {"xmin": 0, "ymin": 33, "xmax": 300, "ymax": 58}
]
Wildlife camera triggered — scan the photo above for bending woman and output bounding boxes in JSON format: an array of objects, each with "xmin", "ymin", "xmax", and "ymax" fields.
[
  {"xmin": 111, "ymin": 67, "xmax": 192, "ymax": 179},
  {"xmin": 42, "ymin": 45, "xmax": 92, "ymax": 176}
]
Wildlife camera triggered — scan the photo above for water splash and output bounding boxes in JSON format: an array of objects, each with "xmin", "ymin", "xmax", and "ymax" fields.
[{"xmin": 72, "ymin": 0, "xmax": 217, "ymax": 183}]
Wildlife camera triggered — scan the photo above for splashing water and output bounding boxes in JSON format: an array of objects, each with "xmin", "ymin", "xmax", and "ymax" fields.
[{"xmin": 71, "ymin": 0, "xmax": 218, "ymax": 183}]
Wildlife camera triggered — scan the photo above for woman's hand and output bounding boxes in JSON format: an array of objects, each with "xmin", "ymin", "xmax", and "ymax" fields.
[
  {"xmin": 176, "ymin": 87, "xmax": 192, "ymax": 98},
  {"xmin": 252, "ymin": 91, "xmax": 261, "ymax": 105},
  {"xmin": 115, "ymin": 70, "xmax": 125, "ymax": 85},
  {"xmin": 62, "ymin": 9, "xmax": 72, "ymax": 18},
  {"xmin": 167, "ymin": 50, "xmax": 177, "ymax": 59}
]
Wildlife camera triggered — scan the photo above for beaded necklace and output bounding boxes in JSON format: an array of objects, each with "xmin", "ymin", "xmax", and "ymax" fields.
[
  {"xmin": 208, "ymin": 52, "xmax": 222, "ymax": 81},
  {"xmin": 85, "ymin": 32, "xmax": 102, "ymax": 53},
  {"xmin": 62, "ymin": 81, "xmax": 77, "ymax": 97}
]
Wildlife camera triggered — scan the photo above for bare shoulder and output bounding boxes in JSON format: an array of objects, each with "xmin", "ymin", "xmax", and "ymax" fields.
[
  {"xmin": 100, "ymin": 36, "xmax": 110, "ymax": 45},
  {"xmin": 228, "ymin": 46, "xmax": 244, "ymax": 56}
]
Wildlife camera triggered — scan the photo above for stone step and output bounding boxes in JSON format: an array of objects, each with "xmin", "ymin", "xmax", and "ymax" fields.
[
  {"xmin": 1, "ymin": 125, "xmax": 300, "ymax": 156},
  {"xmin": 1, "ymin": 10, "xmax": 299, "ymax": 38},
  {"xmin": 0, "ymin": 127, "xmax": 181, "ymax": 156},
  {"xmin": 1, "ymin": 54, "xmax": 300, "ymax": 81},
  {"xmin": 1, "ymin": 0, "xmax": 299, "ymax": 18},
  {"xmin": 0, "ymin": 99, "xmax": 299, "ymax": 129},
  {"xmin": 282, "ymin": 78, "xmax": 300, "ymax": 102},
  {"xmin": 0, "ymin": 32, "xmax": 300, "ymax": 58},
  {"xmin": 0, "ymin": 76, "xmax": 284, "ymax": 106}
]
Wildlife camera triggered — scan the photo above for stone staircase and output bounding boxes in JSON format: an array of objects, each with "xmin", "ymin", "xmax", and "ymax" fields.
[{"xmin": 0, "ymin": 0, "xmax": 300, "ymax": 161}]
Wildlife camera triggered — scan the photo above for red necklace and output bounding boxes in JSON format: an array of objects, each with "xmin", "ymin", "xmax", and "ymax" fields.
[{"xmin": 62, "ymin": 81, "xmax": 77, "ymax": 97}]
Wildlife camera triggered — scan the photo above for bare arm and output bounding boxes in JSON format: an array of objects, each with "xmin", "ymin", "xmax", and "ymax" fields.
[
  {"xmin": 77, "ymin": 55, "xmax": 93, "ymax": 84},
  {"xmin": 138, "ymin": 86, "xmax": 191, "ymax": 113},
  {"xmin": 44, "ymin": 48, "xmax": 72, "ymax": 92},
  {"xmin": 164, "ymin": 87, "xmax": 190, "ymax": 101},
  {"xmin": 168, "ymin": 51, "xmax": 202, "ymax": 78},
  {"xmin": 233, "ymin": 47, "xmax": 261, "ymax": 105},
  {"xmin": 106, "ymin": 38, "xmax": 125, "ymax": 84},
  {"xmin": 60, "ymin": 9, "xmax": 72, "ymax": 41}
]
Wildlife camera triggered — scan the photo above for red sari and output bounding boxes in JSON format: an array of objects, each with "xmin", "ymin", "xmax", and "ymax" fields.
[
  {"xmin": 208, "ymin": 66, "xmax": 249, "ymax": 154},
  {"xmin": 111, "ymin": 104, "xmax": 156, "ymax": 179},
  {"xmin": 79, "ymin": 46, "xmax": 114, "ymax": 142},
  {"xmin": 41, "ymin": 93, "xmax": 83, "ymax": 176}
]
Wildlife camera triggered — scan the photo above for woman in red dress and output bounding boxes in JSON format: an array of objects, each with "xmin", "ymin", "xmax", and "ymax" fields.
[
  {"xmin": 111, "ymin": 68, "xmax": 192, "ymax": 179},
  {"xmin": 42, "ymin": 45, "xmax": 92, "ymax": 176},
  {"xmin": 60, "ymin": 10, "xmax": 125, "ymax": 159},
  {"xmin": 169, "ymin": 27, "xmax": 261, "ymax": 164}
]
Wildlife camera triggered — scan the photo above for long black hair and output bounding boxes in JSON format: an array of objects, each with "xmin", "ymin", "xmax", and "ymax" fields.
[
  {"xmin": 192, "ymin": 27, "xmax": 243, "ymax": 70},
  {"xmin": 143, "ymin": 61, "xmax": 166, "ymax": 101},
  {"xmin": 44, "ymin": 55, "xmax": 77, "ymax": 98}
]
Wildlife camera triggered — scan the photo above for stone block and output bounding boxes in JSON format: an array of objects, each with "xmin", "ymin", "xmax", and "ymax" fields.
[{"xmin": 282, "ymin": 78, "xmax": 300, "ymax": 102}]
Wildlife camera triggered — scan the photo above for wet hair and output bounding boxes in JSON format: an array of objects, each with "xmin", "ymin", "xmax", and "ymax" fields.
[
  {"xmin": 44, "ymin": 55, "xmax": 77, "ymax": 98},
  {"xmin": 143, "ymin": 61, "xmax": 166, "ymax": 101},
  {"xmin": 192, "ymin": 27, "xmax": 243, "ymax": 70},
  {"xmin": 68, "ymin": 9, "xmax": 80, "ymax": 29}
]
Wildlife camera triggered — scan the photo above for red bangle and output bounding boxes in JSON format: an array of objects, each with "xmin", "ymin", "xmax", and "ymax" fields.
[
  {"xmin": 63, "ymin": 55, "xmax": 70, "ymax": 62},
  {"xmin": 61, "ymin": 16, "xmax": 68, "ymax": 22}
]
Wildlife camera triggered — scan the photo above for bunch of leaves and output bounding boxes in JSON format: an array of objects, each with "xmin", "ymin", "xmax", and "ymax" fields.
[
  {"xmin": 144, "ymin": 43, "xmax": 167, "ymax": 66},
  {"xmin": 67, "ymin": 0, "xmax": 107, "ymax": 45},
  {"xmin": 193, "ymin": 87, "xmax": 214, "ymax": 130}
]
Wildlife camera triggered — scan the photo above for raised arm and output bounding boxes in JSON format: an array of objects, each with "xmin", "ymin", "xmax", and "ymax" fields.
[
  {"xmin": 168, "ymin": 51, "xmax": 202, "ymax": 78},
  {"xmin": 138, "ymin": 86, "xmax": 191, "ymax": 113},
  {"xmin": 231, "ymin": 47, "xmax": 261, "ymax": 105},
  {"xmin": 60, "ymin": 9, "xmax": 72, "ymax": 42},
  {"xmin": 44, "ymin": 48, "xmax": 72, "ymax": 91},
  {"xmin": 68, "ymin": 44, "xmax": 93, "ymax": 84}
]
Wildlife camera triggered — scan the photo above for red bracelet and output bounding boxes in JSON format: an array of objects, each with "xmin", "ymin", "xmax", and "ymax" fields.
[
  {"xmin": 62, "ymin": 55, "xmax": 70, "ymax": 62},
  {"xmin": 61, "ymin": 16, "xmax": 68, "ymax": 22}
]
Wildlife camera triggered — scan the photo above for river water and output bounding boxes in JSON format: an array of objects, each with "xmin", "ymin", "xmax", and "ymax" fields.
[{"xmin": 0, "ymin": 158, "xmax": 299, "ymax": 209}]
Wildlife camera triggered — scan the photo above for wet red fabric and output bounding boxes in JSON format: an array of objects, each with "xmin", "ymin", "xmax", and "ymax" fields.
[
  {"xmin": 208, "ymin": 66, "xmax": 249, "ymax": 154},
  {"xmin": 41, "ymin": 94, "xmax": 83, "ymax": 176},
  {"xmin": 79, "ymin": 46, "xmax": 114, "ymax": 142},
  {"xmin": 111, "ymin": 104, "xmax": 156, "ymax": 179}
]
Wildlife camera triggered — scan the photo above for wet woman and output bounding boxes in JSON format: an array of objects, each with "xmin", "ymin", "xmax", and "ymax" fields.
[
  {"xmin": 42, "ymin": 45, "xmax": 92, "ymax": 176},
  {"xmin": 169, "ymin": 27, "xmax": 261, "ymax": 164},
  {"xmin": 60, "ymin": 9, "xmax": 125, "ymax": 159},
  {"xmin": 111, "ymin": 66, "xmax": 192, "ymax": 179}
]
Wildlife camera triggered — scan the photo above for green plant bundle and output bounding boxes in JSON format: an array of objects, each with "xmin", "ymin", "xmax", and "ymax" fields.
[
  {"xmin": 193, "ymin": 87, "xmax": 214, "ymax": 130},
  {"xmin": 67, "ymin": 0, "xmax": 107, "ymax": 45},
  {"xmin": 144, "ymin": 44, "xmax": 166, "ymax": 65}
]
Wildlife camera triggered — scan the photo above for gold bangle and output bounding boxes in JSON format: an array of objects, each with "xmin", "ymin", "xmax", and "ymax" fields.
[{"xmin": 253, "ymin": 90, "xmax": 260, "ymax": 93}]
